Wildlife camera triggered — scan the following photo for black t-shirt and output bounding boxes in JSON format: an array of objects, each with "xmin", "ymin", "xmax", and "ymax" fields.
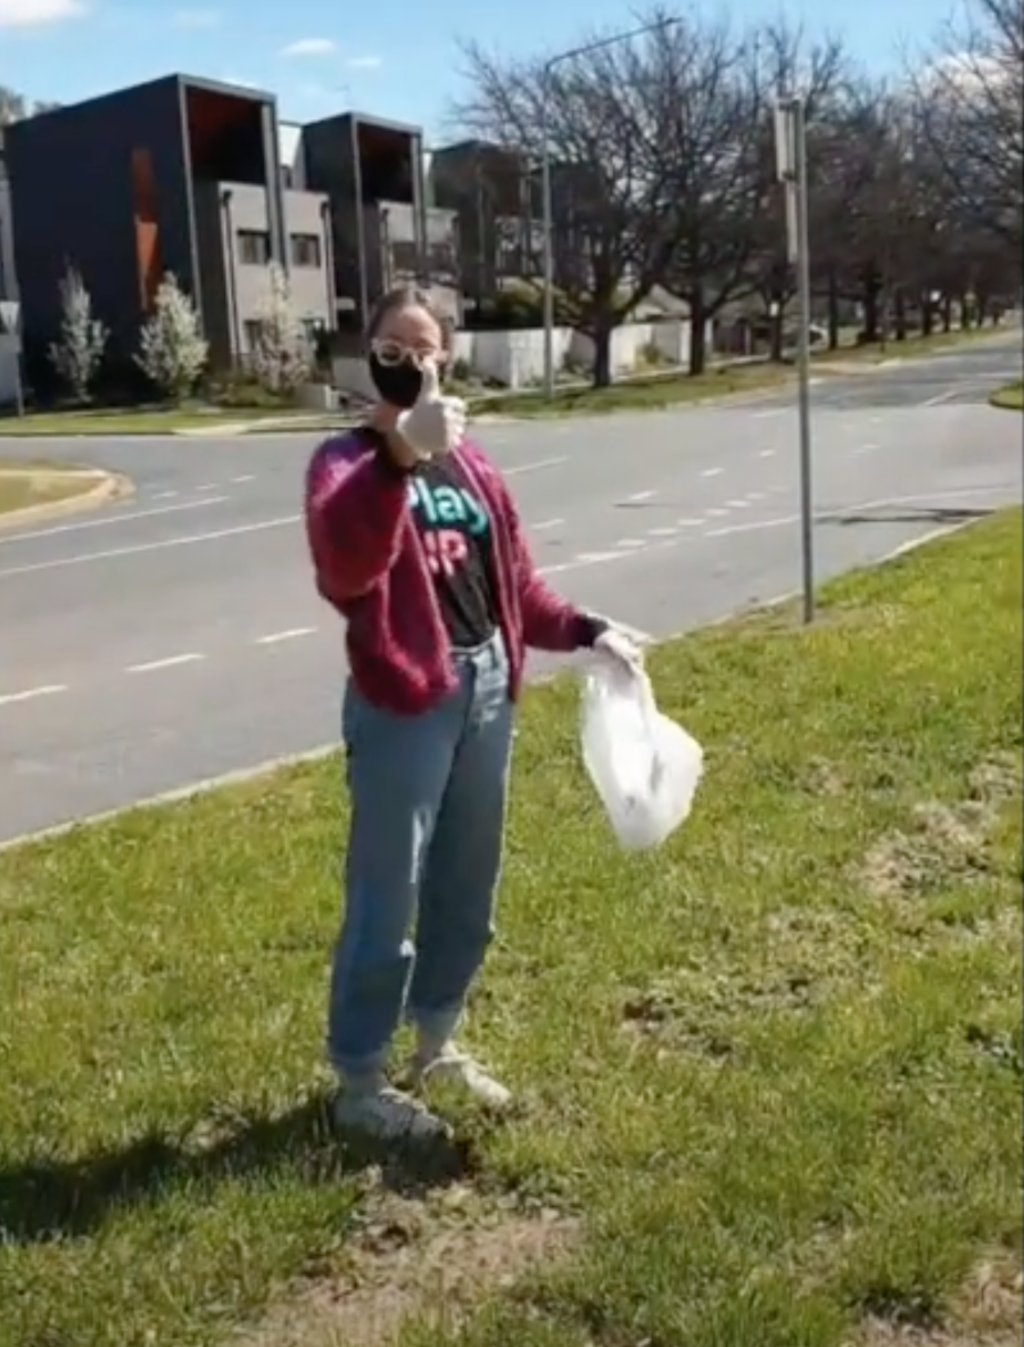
[{"xmin": 406, "ymin": 454, "xmax": 499, "ymax": 649}]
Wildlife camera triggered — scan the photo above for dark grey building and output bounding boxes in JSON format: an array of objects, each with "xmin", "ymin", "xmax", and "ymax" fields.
[
  {"xmin": 428, "ymin": 139, "xmax": 540, "ymax": 310},
  {"xmin": 4, "ymin": 74, "xmax": 333, "ymax": 369},
  {"xmin": 297, "ymin": 111, "xmax": 460, "ymax": 341}
]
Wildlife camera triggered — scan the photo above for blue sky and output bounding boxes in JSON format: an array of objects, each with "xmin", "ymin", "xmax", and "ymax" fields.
[{"xmin": 5, "ymin": 0, "xmax": 955, "ymax": 140}]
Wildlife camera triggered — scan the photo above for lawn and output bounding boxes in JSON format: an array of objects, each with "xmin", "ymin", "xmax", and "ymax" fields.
[
  {"xmin": 990, "ymin": 381, "xmax": 1023, "ymax": 411},
  {"xmin": 0, "ymin": 460, "xmax": 107, "ymax": 515},
  {"xmin": 1, "ymin": 512, "xmax": 1021, "ymax": 1347},
  {"xmin": 0, "ymin": 405, "xmax": 329, "ymax": 436}
]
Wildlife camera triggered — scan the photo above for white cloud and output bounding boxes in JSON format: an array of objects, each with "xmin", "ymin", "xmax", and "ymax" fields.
[
  {"xmin": 280, "ymin": 37, "xmax": 335, "ymax": 57},
  {"xmin": 0, "ymin": 0, "xmax": 85, "ymax": 26},
  {"xmin": 172, "ymin": 7, "xmax": 221, "ymax": 26},
  {"xmin": 347, "ymin": 55, "xmax": 380, "ymax": 69}
]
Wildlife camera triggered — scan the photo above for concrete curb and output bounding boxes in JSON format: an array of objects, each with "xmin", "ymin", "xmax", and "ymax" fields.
[
  {"xmin": 0, "ymin": 510, "xmax": 993, "ymax": 855},
  {"xmin": 0, "ymin": 468, "xmax": 134, "ymax": 532}
]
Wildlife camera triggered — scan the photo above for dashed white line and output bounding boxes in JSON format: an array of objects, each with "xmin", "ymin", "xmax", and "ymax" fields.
[
  {"xmin": 255, "ymin": 627, "xmax": 317, "ymax": 645},
  {"xmin": 152, "ymin": 490, "xmax": 178, "ymax": 500},
  {"xmin": 615, "ymin": 538, "xmax": 647, "ymax": 547},
  {"xmin": 575, "ymin": 550, "xmax": 622, "ymax": 563},
  {"xmin": 705, "ymin": 507, "xmax": 730, "ymax": 517},
  {"xmin": 231, "ymin": 474, "xmax": 256, "ymax": 484},
  {"xmin": 531, "ymin": 517, "xmax": 564, "ymax": 530},
  {"xmin": 196, "ymin": 483, "xmax": 219, "ymax": 492},
  {"xmin": 505, "ymin": 456, "xmax": 567, "ymax": 476},
  {"xmin": 647, "ymin": 526, "xmax": 678, "ymax": 537},
  {"xmin": 759, "ymin": 449, "xmax": 776, "ymax": 458},
  {"xmin": 624, "ymin": 490, "xmax": 655, "ymax": 503},
  {"xmin": 0, "ymin": 512, "xmax": 300, "ymax": 578},
  {"xmin": 676, "ymin": 517, "xmax": 704, "ymax": 526},
  {"xmin": 127, "ymin": 653, "xmax": 205, "ymax": 674},
  {"xmin": 0, "ymin": 495, "xmax": 229, "ymax": 547},
  {"xmin": 701, "ymin": 468, "xmax": 723, "ymax": 478},
  {"xmin": 745, "ymin": 492, "xmax": 766, "ymax": 502},
  {"xmin": 0, "ymin": 683, "xmax": 66, "ymax": 707},
  {"xmin": 725, "ymin": 499, "xmax": 752, "ymax": 508}
]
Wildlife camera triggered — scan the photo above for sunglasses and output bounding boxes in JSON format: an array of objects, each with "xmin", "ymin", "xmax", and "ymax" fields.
[{"xmin": 370, "ymin": 339, "xmax": 445, "ymax": 369}]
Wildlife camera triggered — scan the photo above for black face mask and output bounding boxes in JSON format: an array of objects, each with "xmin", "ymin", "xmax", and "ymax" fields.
[{"xmin": 369, "ymin": 354, "xmax": 423, "ymax": 409}]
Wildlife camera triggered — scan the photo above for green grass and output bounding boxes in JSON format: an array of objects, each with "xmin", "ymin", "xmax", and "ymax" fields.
[
  {"xmin": 0, "ymin": 461, "xmax": 105, "ymax": 514},
  {"xmin": 1, "ymin": 514, "xmax": 1022, "ymax": 1347},
  {"xmin": 469, "ymin": 363, "xmax": 791, "ymax": 417},
  {"xmin": 0, "ymin": 405, "xmax": 323, "ymax": 436},
  {"xmin": 990, "ymin": 381, "xmax": 1023, "ymax": 411}
]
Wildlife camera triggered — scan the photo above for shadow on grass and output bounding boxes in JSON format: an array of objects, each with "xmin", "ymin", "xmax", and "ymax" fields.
[{"xmin": 0, "ymin": 1094, "xmax": 483, "ymax": 1246}]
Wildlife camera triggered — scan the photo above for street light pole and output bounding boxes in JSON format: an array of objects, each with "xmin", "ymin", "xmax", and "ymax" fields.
[
  {"xmin": 540, "ymin": 18, "xmax": 676, "ymax": 400},
  {"xmin": 774, "ymin": 93, "xmax": 815, "ymax": 624}
]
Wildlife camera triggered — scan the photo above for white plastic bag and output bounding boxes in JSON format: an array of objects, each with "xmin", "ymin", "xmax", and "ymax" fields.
[{"xmin": 581, "ymin": 662, "xmax": 704, "ymax": 851}]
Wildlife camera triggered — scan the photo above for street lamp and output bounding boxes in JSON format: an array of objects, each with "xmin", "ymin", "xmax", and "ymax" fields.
[
  {"xmin": 539, "ymin": 17, "xmax": 677, "ymax": 399},
  {"xmin": 774, "ymin": 92, "xmax": 815, "ymax": 624}
]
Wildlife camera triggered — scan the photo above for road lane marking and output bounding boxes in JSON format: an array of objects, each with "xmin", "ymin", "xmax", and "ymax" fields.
[
  {"xmin": 505, "ymin": 456, "xmax": 567, "ymax": 475},
  {"xmin": 616, "ymin": 538, "xmax": 646, "ymax": 547},
  {"xmin": 0, "ymin": 683, "xmax": 66, "ymax": 707},
  {"xmin": 0, "ymin": 495, "xmax": 230, "ymax": 547},
  {"xmin": 624, "ymin": 490, "xmax": 655, "ymax": 502},
  {"xmin": 647, "ymin": 526, "xmax": 678, "ymax": 536},
  {"xmin": 705, "ymin": 507, "xmax": 729, "ymax": 517},
  {"xmin": 676, "ymin": 517, "xmax": 703, "ymax": 526},
  {"xmin": 725, "ymin": 499, "xmax": 752, "ymax": 508},
  {"xmin": 127, "ymin": 653, "xmax": 205, "ymax": 674},
  {"xmin": 255, "ymin": 627, "xmax": 317, "ymax": 645},
  {"xmin": 196, "ymin": 482, "xmax": 219, "ymax": 491},
  {"xmin": 0, "ymin": 513, "xmax": 300, "ymax": 578},
  {"xmin": 231, "ymin": 474, "xmax": 256, "ymax": 483},
  {"xmin": 701, "ymin": 468, "xmax": 723, "ymax": 477},
  {"xmin": 531, "ymin": 517, "xmax": 564, "ymax": 530},
  {"xmin": 152, "ymin": 490, "xmax": 178, "ymax": 500},
  {"xmin": 759, "ymin": 449, "xmax": 775, "ymax": 458}
]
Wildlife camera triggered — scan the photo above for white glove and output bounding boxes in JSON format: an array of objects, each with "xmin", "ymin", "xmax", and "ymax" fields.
[
  {"xmin": 395, "ymin": 362, "xmax": 467, "ymax": 460},
  {"xmin": 594, "ymin": 625, "xmax": 645, "ymax": 675}
]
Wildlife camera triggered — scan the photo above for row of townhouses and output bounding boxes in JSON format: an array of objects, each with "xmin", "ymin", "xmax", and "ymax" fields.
[{"xmin": 0, "ymin": 72, "xmax": 550, "ymax": 377}]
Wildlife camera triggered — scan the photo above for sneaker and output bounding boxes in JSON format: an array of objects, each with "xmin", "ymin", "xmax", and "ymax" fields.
[
  {"xmin": 411, "ymin": 1044, "xmax": 513, "ymax": 1111},
  {"xmin": 333, "ymin": 1083, "xmax": 451, "ymax": 1142}
]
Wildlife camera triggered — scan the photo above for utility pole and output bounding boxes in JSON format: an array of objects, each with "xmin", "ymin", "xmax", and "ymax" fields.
[{"xmin": 774, "ymin": 94, "xmax": 815, "ymax": 624}]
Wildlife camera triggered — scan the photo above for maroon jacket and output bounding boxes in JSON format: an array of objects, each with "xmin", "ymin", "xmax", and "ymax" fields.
[{"xmin": 304, "ymin": 429, "xmax": 599, "ymax": 714}]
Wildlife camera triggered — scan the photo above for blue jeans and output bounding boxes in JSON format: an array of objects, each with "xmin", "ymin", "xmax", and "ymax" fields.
[{"xmin": 328, "ymin": 631, "xmax": 514, "ymax": 1084}]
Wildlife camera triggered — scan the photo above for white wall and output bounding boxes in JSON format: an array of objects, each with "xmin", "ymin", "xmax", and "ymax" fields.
[
  {"xmin": 450, "ymin": 319, "xmax": 709, "ymax": 388},
  {"xmin": 331, "ymin": 319, "xmax": 714, "ymax": 396}
]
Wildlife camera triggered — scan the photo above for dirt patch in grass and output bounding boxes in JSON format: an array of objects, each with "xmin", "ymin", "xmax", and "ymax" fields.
[
  {"xmin": 861, "ymin": 794, "xmax": 999, "ymax": 900},
  {"xmin": 855, "ymin": 1256, "xmax": 1023, "ymax": 1346},
  {"xmin": 235, "ymin": 1179, "xmax": 578, "ymax": 1347}
]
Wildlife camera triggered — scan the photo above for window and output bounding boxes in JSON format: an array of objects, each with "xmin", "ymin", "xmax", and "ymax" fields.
[
  {"xmin": 237, "ymin": 230, "xmax": 270, "ymax": 265},
  {"xmin": 290, "ymin": 233, "xmax": 322, "ymax": 267},
  {"xmin": 243, "ymin": 319, "xmax": 263, "ymax": 351}
]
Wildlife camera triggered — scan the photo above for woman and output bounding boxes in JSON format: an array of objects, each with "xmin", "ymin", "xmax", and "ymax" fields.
[{"xmin": 304, "ymin": 286, "xmax": 642, "ymax": 1141}]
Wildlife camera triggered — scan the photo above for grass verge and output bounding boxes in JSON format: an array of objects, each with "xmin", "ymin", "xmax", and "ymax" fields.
[
  {"xmin": 0, "ymin": 460, "xmax": 106, "ymax": 515},
  {"xmin": 0, "ymin": 405, "xmax": 322, "ymax": 436},
  {"xmin": 1, "ymin": 512, "xmax": 1021, "ymax": 1347},
  {"xmin": 990, "ymin": 381, "xmax": 1023, "ymax": 411}
]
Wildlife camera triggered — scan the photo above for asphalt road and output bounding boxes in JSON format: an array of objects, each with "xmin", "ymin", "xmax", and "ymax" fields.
[{"xmin": 1, "ymin": 333, "xmax": 1021, "ymax": 844}]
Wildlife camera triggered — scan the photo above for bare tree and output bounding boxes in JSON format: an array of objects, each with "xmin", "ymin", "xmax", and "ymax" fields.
[
  {"xmin": 453, "ymin": 27, "xmax": 672, "ymax": 386},
  {"xmin": 742, "ymin": 20, "xmax": 852, "ymax": 359},
  {"xmin": 911, "ymin": 0, "xmax": 1023, "ymax": 250}
]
